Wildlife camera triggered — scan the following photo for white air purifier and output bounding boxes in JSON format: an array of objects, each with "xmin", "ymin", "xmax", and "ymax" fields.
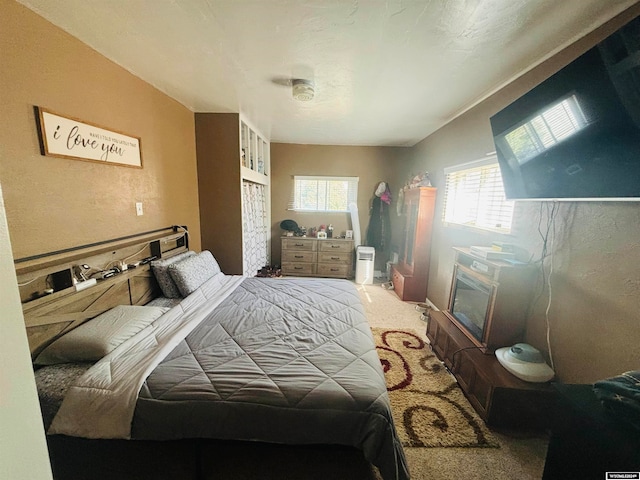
[
  {"xmin": 355, "ymin": 246, "xmax": 375, "ymax": 285},
  {"xmin": 495, "ymin": 343, "xmax": 555, "ymax": 383}
]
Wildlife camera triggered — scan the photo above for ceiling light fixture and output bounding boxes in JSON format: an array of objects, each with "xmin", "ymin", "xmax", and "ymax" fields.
[{"xmin": 292, "ymin": 79, "xmax": 314, "ymax": 101}]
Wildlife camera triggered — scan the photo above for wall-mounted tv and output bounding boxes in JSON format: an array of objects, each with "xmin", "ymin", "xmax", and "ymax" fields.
[{"xmin": 490, "ymin": 16, "xmax": 640, "ymax": 201}]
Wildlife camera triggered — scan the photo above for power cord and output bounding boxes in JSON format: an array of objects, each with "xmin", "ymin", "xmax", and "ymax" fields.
[
  {"xmin": 18, "ymin": 273, "xmax": 53, "ymax": 289},
  {"xmin": 524, "ymin": 201, "xmax": 559, "ymax": 371},
  {"xmin": 18, "ymin": 275, "xmax": 43, "ymax": 287},
  {"xmin": 173, "ymin": 225, "xmax": 190, "ymax": 241},
  {"xmin": 544, "ymin": 206, "xmax": 557, "ymax": 371},
  {"xmin": 450, "ymin": 345, "xmax": 485, "ymax": 374},
  {"xmin": 122, "ymin": 242, "xmax": 152, "ymax": 264}
]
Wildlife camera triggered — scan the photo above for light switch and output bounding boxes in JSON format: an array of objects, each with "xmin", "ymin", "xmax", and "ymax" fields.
[{"xmin": 136, "ymin": 202, "xmax": 143, "ymax": 216}]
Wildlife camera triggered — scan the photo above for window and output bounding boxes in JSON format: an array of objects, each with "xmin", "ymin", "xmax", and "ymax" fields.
[
  {"xmin": 289, "ymin": 176, "xmax": 358, "ymax": 212},
  {"xmin": 443, "ymin": 157, "xmax": 514, "ymax": 233}
]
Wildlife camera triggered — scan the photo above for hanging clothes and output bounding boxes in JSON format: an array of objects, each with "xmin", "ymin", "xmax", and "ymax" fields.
[
  {"xmin": 242, "ymin": 181, "xmax": 268, "ymax": 276},
  {"xmin": 366, "ymin": 181, "xmax": 392, "ymax": 252}
]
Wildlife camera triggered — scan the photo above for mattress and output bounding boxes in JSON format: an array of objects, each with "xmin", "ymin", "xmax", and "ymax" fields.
[
  {"xmin": 35, "ymin": 362, "xmax": 92, "ymax": 430},
  {"xmin": 36, "ymin": 276, "xmax": 409, "ymax": 480}
]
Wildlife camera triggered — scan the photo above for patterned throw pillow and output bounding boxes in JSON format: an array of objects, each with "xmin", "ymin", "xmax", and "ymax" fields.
[
  {"xmin": 151, "ymin": 250, "xmax": 196, "ymax": 298},
  {"xmin": 167, "ymin": 250, "xmax": 222, "ymax": 297}
]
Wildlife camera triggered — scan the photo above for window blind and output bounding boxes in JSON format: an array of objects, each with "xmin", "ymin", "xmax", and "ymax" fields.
[
  {"xmin": 443, "ymin": 157, "xmax": 514, "ymax": 233},
  {"xmin": 289, "ymin": 176, "xmax": 359, "ymax": 212}
]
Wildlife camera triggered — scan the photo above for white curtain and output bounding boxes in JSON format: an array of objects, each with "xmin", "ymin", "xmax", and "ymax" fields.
[{"xmin": 242, "ymin": 181, "xmax": 268, "ymax": 276}]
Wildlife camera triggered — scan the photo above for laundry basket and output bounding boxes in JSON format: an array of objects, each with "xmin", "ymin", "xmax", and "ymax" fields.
[{"xmin": 355, "ymin": 246, "xmax": 375, "ymax": 285}]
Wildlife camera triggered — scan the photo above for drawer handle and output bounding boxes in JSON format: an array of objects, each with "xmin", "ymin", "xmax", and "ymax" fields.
[
  {"xmin": 330, "ymin": 257, "xmax": 340, "ymax": 260},
  {"xmin": 294, "ymin": 267, "xmax": 303, "ymax": 270},
  {"xmin": 294, "ymin": 255, "xmax": 304, "ymax": 258},
  {"xmin": 294, "ymin": 243, "xmax": 304, "ymax": 247},
  {"xmin": 331, "ymin": 245, "xmax": 340, "ymax": 248},
  {"xmin": 330, "ymin": 268, "xmax": 339, "ymax": 271}
]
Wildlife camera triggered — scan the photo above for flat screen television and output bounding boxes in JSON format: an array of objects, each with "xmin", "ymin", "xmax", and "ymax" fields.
[{"xmin": 490, "ymin": 16, "xmax": 640, "ymax": 201}]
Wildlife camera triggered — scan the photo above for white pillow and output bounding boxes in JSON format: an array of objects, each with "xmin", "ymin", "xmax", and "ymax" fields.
[
  {"xmin": 168, "ymin": 250, "xmax": 221, "ymax": 297},
  {"xmin": 35, "ymin": 305, "xmax": 168, "ymax": 365}
]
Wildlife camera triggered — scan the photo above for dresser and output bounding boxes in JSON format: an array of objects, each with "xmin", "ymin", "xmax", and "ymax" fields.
[{"xmin": 281, "ymin": 237, "xmax": 354, "ymax": 278}]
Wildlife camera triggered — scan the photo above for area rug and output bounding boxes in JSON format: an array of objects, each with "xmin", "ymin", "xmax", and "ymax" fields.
[{"xmin": 372, "ymin": 328, "xmax": 499, "ymax": 448}]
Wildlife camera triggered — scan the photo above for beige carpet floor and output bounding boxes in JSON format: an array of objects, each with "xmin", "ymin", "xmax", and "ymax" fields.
[{"xmin": 356, "ymin": 281, "xmax": 549, "ymax": 480}]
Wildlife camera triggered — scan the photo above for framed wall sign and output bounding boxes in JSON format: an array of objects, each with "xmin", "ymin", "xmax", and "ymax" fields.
[{"xmin": 35, "ymin": 107, "xmax": 143, "ymax": 168}]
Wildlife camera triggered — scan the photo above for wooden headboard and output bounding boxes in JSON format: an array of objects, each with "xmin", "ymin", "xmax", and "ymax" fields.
[{"xmin": 15, "ymin": 226, "xmax": 189, "ymax": 357}]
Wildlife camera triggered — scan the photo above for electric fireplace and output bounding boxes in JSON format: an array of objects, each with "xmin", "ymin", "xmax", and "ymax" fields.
[
  {"xmin": 449, "ymin": 269, "xmax": 493, "ymax": 344},
  {"xmin": 445, "ymin": 248, "xmax": 535, "ymax": 352}
]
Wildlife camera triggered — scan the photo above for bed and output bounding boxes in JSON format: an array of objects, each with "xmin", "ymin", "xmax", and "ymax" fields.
[{"xmin": 20, "ymin": 230, "xmax": 409, "ymax": 480}]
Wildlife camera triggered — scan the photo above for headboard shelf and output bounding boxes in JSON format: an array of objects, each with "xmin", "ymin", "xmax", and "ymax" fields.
[
  {"xmin": 22, "ymin": 264, "xmax": 152, "ymax": 320},
  {"xmin": 15, "ymin": 226, "xmax": 184, "ymax": 276},
  {"xmin": 16, "ymin": 227, "xmax": 189, "ymax": 357}
]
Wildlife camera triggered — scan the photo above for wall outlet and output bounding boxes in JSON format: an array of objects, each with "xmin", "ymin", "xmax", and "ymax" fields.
[{"xmin": 136, "ymin": 202, "xmax": 143, "ymax": 216}]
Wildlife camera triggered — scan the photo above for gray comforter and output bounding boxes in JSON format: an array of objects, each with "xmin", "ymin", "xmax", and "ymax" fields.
[{"xmin": 132, "ymin": 277, "xmax": 409, "ymax": 480}]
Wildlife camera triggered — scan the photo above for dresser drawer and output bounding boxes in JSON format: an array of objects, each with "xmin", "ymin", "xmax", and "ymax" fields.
[
  {"xmin": 318, "ymin": 240, "xmax": 353, "ymax": 253},
  {"xmin": 317, "ymin": 251, "xmax": 352, "ymax": 265},
  {"xmin": 281, "ymin": 262, "xmax": 316, "ymax": 275},
  {"xmin": 281, "ymin": 238, "xmax": 317, "ymax": 251},
  {"xmin": 282, "ymin": 251, "xmax": 317, "ymax": 263},
  {"xmin": 316, "ymin": 263, "xmax": 350, "ymax": 278}
]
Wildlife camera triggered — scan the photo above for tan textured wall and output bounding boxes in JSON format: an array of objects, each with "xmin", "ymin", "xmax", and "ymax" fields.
[
  {"xmin": 195, "ymin": 113, "xmax": 244, "ymax": 274},
  {"xmin": 401, "ymin": 5, "xmax": 640, "ymax": 383},
  {"xmin": 0, "ymin": 0, "xmax": 201, "ymax": 259},
  {"xmin": 270, "ymin": 144, "xmax": 406, "ymax": 269}
]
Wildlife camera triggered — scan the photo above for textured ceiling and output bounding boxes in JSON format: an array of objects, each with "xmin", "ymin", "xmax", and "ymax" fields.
[{"xmin": 16, "ymin": 0, "xmax": 639, "ymax": 146}]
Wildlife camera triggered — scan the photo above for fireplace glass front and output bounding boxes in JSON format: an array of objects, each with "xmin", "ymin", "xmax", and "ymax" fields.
[{"xmin": 449, "ymin": 269, "xmax": 493, "ymax": 343}]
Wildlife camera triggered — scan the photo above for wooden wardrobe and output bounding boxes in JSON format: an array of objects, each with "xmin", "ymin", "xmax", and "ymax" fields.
[{"xmin": 390, "ymin": 187, "xmax": 436, "ymax": 302}]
